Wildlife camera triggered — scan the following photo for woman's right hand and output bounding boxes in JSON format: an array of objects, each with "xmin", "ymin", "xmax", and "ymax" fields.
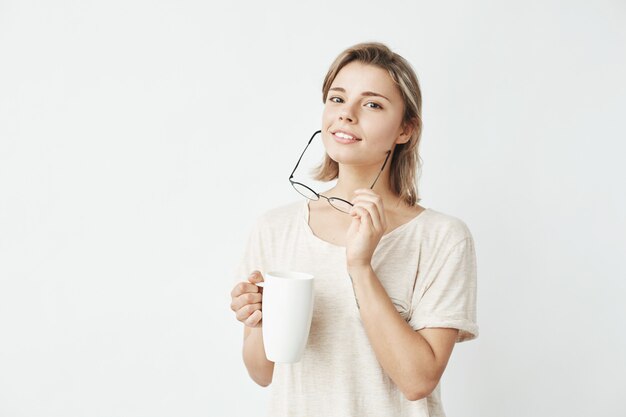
[{"xmin": 230, "ymin": 270, "xmax": 264, "ymax": 328}]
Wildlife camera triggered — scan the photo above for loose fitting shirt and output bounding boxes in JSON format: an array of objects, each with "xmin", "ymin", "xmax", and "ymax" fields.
[{"xmin": 234, "ymin": 200, "xmax": 479, "ymax": 417}]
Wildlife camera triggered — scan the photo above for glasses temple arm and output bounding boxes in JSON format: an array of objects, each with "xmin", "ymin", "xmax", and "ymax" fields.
[
  {"xmin": 290, "ymin": 130, "xmax": 321, "ymax": 180},
  {"xmin": 369, "ymin": 150, "xmax": 392, "ymax": 189}
]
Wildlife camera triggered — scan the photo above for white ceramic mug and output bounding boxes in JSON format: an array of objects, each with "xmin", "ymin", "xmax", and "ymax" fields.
[{"xmin": 257, "ymin": 270, "xmax": 315, "ymax": 363}]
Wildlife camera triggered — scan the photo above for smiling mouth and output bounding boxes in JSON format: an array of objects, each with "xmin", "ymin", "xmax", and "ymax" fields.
[
  {"xmin": 333, "ymin": 134, "xmax": 360, "ymax": 144},
  {"xmin": 332, "ymin": 132, "xmax": 361, "ymax": 142}
]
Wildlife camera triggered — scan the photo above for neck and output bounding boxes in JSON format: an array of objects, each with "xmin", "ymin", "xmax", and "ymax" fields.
[{"xmin": 323, "ymin": 163, "xmax": 403, "ymax": 208}]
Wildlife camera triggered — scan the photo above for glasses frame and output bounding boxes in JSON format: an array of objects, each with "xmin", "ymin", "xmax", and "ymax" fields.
[{"xmin": 289, "ymin": 130, "xmax": 392, "ymax": 214}]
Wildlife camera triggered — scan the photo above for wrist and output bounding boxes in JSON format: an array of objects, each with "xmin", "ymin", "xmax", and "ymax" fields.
[{"xmin": 347, "ymin": 263, "xmax": 373, "ymax": 277}]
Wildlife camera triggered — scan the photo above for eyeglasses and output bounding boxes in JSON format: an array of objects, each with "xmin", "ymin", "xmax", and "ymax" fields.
[{"xmin": 289, "ymin": 130, "xmax": 392, "ymax": 214}]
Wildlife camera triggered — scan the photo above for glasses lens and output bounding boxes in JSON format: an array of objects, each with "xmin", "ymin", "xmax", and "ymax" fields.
[
  {"xmin": 329, "ymin": 198, "xmax": 352, "ymax": 213},
  {"xmin": 292, "ymin": 182, "xmax": 319, "ymax": 201}
]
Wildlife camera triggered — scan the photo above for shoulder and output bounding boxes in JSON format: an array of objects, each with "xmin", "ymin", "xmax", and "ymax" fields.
[{"xmin": 419, "ymin": 208, "xmax": 474, "ymax": 247}]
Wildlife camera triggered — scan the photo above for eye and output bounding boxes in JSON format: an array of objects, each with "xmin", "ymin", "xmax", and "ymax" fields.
[
  {"xmin": 328, "ymin": 96, "xmax": 382, "ymax": 110},
  {"xmin": 366, "ymin": 102, "xmax": 383, "ymax": 109}
]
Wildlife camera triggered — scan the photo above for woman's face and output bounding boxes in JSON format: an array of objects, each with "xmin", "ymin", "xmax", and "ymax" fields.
[{"xmin": 321, "ymin": 61, "xmax": 411, "ymax": 166}]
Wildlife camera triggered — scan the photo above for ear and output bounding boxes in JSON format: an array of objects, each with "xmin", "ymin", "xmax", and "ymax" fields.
[{"xmin": 395, "ymin": 118, "xmax": 416, "ymax": 145}]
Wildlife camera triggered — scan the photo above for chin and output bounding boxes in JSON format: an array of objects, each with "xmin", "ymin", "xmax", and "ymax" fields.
[
  {"xmin": 325, "ymin": 149, "xmax": 363, "ymax": 166},
  {"xmin": 321, "ymin": 133, "xmax": 360, "ymax": 160}
]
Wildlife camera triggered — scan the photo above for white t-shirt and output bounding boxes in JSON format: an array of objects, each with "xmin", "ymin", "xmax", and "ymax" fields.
[{"xmin": 234, "ymin": 200, "xmax": 479, "ymax": 417}]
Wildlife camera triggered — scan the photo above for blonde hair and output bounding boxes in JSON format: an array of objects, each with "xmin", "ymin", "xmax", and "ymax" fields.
[{"xmin": 313, "ymin": 41, "xmax": 423, "ymax": 206}]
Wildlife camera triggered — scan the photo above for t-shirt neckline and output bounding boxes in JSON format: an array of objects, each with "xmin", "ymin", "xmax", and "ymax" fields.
[{"xmin": 302, "ymin": 199, "xmax": 430, "ymax": 249}]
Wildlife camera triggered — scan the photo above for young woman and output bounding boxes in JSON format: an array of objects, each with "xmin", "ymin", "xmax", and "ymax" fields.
[{"xmin": 230, "ymin": 41, "xmax": 479, "ymax": 416}]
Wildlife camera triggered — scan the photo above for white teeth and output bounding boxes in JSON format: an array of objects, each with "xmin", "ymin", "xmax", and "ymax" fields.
[{"xmin": 335, "ymin": 132, "xmax": 355, "ymax": 140}]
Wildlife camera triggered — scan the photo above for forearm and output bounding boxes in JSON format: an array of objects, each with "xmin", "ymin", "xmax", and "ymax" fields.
[
  {"xmin": 348, "ymin": 265, "xmax": 438, "ymax": 400},
  {"xmin": 243, "ymin": 327, "xmax": 274, "ymax": 387}
]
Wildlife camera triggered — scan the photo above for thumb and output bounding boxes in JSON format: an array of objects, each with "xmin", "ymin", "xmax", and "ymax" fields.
[{"xmin": 248, "ymin": 270, "xmax": 265, "ymax": 285}]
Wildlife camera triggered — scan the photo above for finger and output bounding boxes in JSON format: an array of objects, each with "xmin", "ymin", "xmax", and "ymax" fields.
[
  {"xmin": 245, "ymin": 309, "xmax": 262, "ymax": 327},
  {"xmin": 236, "ymin": 302, "xmax": 262, "ymax": 322},
  {"xmin": 353, "ymin": 190, "xmax": 385, "ymax": 211},
  {"xmin": 353, "ymin": 189, "xmax": 385, "ymax": 211},
  {"xmin": 230, "ymin": 281, "xmax": 259, "ymax": 298},
  {"xmin": 230, "ymin": 291, "xmax": 263, "ymax": 312},
  {"xmin": 248, "ymin": 270, "xmax": 265, "ymax": 284},
  {"xmin": 351, "ymin": 198, "xmax": 383, "ymax": 232},
  {"xmin": 356, "ymin": 199, "xmax": 383, "ymax": 232},
  {"xmin": 248, "ymin": 271, "xmax": 265, "ymax": 294},
  {"xmin": 350, "ymin": 206, "xmax": 375, "ymax": 233}
]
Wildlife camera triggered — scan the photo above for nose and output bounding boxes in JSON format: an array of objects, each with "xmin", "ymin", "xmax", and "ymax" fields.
[
  {"xmin": 338, "ymin": 104, "xmax": 356, "ymax": 123},
  {"xmin": 338, "ymin": 102, "xmax": 358, "ymax": 123}
]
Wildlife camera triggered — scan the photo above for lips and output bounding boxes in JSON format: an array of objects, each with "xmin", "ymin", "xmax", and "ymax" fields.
[
  {"xmin": 331, "ymin": 129, "xmax": 361, "ymax": 141},
  {"xmin": 332, "ymin": 132, "xmax": 360, "ymax": 144}
]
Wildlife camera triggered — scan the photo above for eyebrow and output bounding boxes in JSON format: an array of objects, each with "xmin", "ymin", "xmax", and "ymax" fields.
[{"xmin": 328, "ymin": 87, "xmax": 390, "ymax": 102}]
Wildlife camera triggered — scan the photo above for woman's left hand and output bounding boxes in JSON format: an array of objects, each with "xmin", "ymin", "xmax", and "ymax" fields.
[{"xmin": 346, "ymin": 188, "xmax": 388, "ymax": 270}]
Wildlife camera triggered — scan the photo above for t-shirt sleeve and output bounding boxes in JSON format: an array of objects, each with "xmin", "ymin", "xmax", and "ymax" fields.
[
  {"xmin": 232, "ymin": 216, "xmax": 267, "ymax": 287},
  {"xmin": 408, "ymin": 236, "xmax": 479, "ymax": 343}
]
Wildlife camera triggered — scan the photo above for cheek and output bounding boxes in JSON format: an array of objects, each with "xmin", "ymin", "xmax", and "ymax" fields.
[
  {"xmin": 321, "ymin": 106, "xmax": 333, "ymax": 122},
  {"xmin": 320, "ymin": 131, "xmax": 332, "ymax": 148}
]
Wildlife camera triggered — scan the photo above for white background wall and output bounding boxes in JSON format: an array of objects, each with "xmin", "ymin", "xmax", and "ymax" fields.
[{"xmin": 1, "ymin": 0, "xmax": 625, "ymax": 416}]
